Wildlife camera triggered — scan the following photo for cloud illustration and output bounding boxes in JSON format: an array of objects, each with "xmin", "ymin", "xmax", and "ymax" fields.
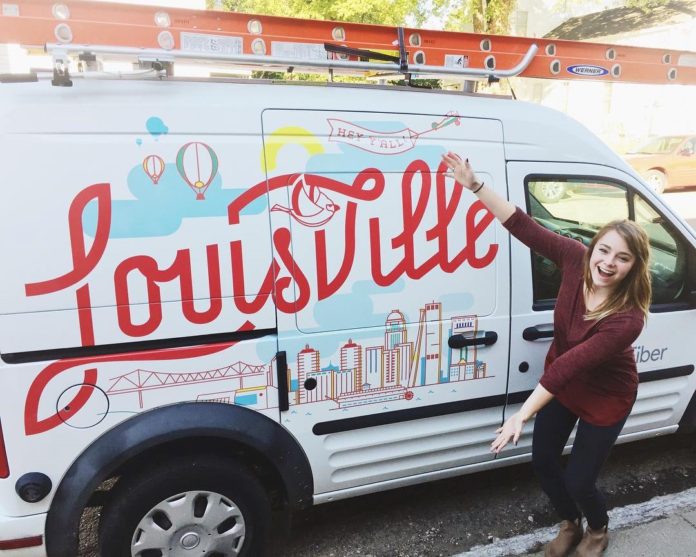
[
  {"xmin": 146, "ymin": 116, "xmax": 169, "ymax": 138},
  {"xmin": 82, "ymin": 163, "xmax": 266, "ymax": 238},
  {"xmin": 255, "ymin": 279, "xmax": 405, "ymax": 364}
]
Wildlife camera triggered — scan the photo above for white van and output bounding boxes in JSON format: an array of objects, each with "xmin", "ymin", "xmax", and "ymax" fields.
[{"xmin": 0, "ymin": 76, "xmax": 694, "ymax": 557}]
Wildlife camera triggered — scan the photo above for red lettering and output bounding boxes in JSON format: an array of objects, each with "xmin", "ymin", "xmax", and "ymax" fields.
[
  {"xmin": 316, "ymin": 202, "xmax": 356, "ymax": 300},
  {"xmin": 369, "ymin": 160, "xmax": 497, "ymax": 286},
  {"xmin": 230, "ymin": 239, "xmax": 277, "ymax": 314},
  {"xmin": 25, "ymin": 183, "xmax": 112, "ymax": 346},
  {"xmin": 463, "ymin": 201, "xmax": 498, "ymax": 268},
  {"xmin": 25, "ymin": 161, "xmax": 498, "ymax": 345},
  {"xmin": 114, "ymin": 255, "xmax": 163, "ymax": 337},
  {"xmin": 181, "ymin": 245, "xmax": 223, "ymax": 324},
  {"xmin": 25, "ymin": 184, "xmax": 111, "ymax": 296},
  {"xmin": 426, "ymin": 161, "xmax": 465, "ymax": 272},
  {"xmin": 273, "ymin": 228, "xmax": 310, "ymax": 313},
  {"xmin": 114, "ymin": 246, "xmax": 223, "ymax": 337}
]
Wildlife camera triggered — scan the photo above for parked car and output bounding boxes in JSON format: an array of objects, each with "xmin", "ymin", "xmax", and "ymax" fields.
[
  {"xmin": 529, "ymin": 180, "xmax": 569, "ymax": 203},
  {"xmin": 529, "ymin": 180, "xmax": 623, "ymax": 203},
  {"xmin": 625, "ymin": 135, "xmax": 696, "ymax": 193}
]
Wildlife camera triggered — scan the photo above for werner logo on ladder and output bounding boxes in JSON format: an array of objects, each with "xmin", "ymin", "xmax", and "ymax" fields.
[{"xmin": 0, "ymin": 2, "xmax": 695, "ymax": 556}]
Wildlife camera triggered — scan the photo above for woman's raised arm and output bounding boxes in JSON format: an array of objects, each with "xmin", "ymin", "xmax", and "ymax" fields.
[{"xmin": 441, "ymin": 152, "xmax": 515, "ymax": 224}]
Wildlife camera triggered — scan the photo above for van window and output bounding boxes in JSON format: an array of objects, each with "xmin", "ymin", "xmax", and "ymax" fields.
[
  {"xmin": 633, "ymin": 195, "xmax": 687, "ymax": 305},
  {"xmin": 526, "ymin": 177, "xmax": 688, "ymax": 308}
]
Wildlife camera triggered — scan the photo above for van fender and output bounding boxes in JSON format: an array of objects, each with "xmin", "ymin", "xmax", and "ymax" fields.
[{"xmin": 44, "ymin": 402, "xmax": 313, "ymax": 557}]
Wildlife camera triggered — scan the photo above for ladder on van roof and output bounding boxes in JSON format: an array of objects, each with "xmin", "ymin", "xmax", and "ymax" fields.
[{"xmin": 2, "ymin": 0, "xmax": 696, "ymax": 86}]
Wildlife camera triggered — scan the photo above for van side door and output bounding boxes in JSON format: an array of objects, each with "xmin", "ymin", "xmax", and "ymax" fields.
[{"xmin": 261, "ymin": 108, "xmax": 511, "ymax": 497}]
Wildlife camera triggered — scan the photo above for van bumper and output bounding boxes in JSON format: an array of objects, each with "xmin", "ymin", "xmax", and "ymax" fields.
[{"xmin": 0, "ymin": 512, "xmax": 46, "ymax": 556}]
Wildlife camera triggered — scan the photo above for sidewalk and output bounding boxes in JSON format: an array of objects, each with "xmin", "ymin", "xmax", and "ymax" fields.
[
  {"xmin": 527, "ymin": 510, "xmax": 696, "ymax": 557},
  {"xmin": 454, "ymin": 487, "xmax": 696, "ymax": 557}
]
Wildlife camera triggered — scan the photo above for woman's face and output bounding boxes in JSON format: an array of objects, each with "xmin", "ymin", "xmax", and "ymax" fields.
[{"xmin": 589, "ymin": 229, "xmax": 636, "ymax": 290}]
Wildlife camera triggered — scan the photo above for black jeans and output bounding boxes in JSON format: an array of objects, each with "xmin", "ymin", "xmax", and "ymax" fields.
[{"xmin": 531, "ymin": 398, "xmax": 628, "ymax": 530}]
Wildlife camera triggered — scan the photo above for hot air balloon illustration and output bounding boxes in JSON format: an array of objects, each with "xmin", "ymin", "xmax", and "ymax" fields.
[
  {"xmin": 175, "ymin": 142, "xmax": 219, "ymax": 200},
  {"xmin": 142, "ymin": 154, "xmax": 165, "ymax": 184}
]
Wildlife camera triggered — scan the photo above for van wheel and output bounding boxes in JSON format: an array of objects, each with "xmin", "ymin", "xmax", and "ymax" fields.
[
  {"xmin": 98, "ymin": 456, "xmax": 270, "ymax": 557},
  {"xmin": 645, "ymin": 169, "xmax": 666, "ymax": 194},
  {"xmin": 532, "ymin": 182, "xmax": 566, "ymax": 203}
]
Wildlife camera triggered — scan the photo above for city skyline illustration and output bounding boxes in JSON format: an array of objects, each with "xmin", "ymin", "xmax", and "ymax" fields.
[
  {"xmin": 290, "ymin": 301, "xmax": 488, "ymax": 408},
  {"xmin": 106, "ymin": 301, "xmax": 490, "ymax": 412}
]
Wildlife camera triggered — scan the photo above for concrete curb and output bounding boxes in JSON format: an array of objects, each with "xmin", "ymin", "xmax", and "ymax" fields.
[{"xmin": 452, "ymin": 487, "xmax": 696, "ymax": 557}]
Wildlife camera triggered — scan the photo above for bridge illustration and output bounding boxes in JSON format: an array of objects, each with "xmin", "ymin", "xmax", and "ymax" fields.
[{"xmin": 107, "ymin": 361, "xmax": 270, "ymax": 409}]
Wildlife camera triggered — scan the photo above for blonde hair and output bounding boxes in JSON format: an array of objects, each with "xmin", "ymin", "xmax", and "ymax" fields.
[{"xmin": 583, "ymin": 220, "xmax": 652, "ymax": 321}]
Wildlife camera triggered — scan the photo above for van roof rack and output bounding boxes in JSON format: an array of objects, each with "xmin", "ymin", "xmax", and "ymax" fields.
[{"xmin": 2, "ymin": 0, "xmax": 696, "ymax": 86}]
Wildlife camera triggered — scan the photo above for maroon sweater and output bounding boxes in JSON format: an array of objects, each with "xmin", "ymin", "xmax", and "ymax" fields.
[{"xmin": 504, "ymin": 207, "xmax": 644, "ymax": 426}]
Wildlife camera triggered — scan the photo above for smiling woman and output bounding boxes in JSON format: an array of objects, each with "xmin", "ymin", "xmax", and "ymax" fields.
[
  {"xmin": 442, "ymin": 152, "xmax": 652, "ymax": 557},
  {"xmin": 582, "ymin": 220, "xmax": 651, "ymax": 322},
  {"xmin": 589, "ymin": 232, "xmax": 635, "ymax": 296}
]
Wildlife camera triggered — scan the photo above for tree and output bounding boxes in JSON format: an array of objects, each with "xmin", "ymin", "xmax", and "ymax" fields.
[
  {"xmin": 443, "ymin": 0, "xmax": 517, "ymax": 35},
  {"xmin": 210, "ymin": 0, "xmax": 431, "ymax": 26},
  {"xmin": 625, "ymin": 0, "xmax": 669, "ymax": 11}
]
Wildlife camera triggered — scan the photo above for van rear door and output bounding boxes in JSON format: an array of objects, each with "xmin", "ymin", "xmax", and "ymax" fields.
[{"xmin": 262, "ymin": 107, "xmax": 511, "ymax": 497}]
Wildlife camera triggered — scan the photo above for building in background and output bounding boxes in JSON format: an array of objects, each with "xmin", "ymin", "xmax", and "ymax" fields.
[
  {"xmin": 511, "ymin": 0, "xmax": 625, "ymax": 38},
  {"xmin": 511, "ymin": 1, "xmax": 696, "ymax": 152}
]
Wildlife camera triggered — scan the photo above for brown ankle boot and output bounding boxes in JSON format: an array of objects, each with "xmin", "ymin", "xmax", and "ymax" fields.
[
  {"xmin": 544, "ymin": 518, "xmax": 583, "ymax": 557},
  {"xmin": 575, "ymin": 524, "xmax": 609, "ymax": 556}
]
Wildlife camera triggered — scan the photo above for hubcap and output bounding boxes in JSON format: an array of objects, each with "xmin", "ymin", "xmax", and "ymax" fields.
[
  {"xmin": 646, "ymin": 173, "xmax": 664, "ymax": 193},
  {"xmin": 131, "ymin": 490, "xmax": 246, "ymax": 557},
  {"xmin": 537, "ymin": 182, "xmax": 565, "ymax": 201},
  {"xmin": 180, "ymin": 532, "xmax": 200, "ymax": 550}
]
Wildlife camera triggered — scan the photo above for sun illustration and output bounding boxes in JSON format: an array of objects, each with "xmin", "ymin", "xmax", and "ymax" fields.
[{"xmin": 263, "ymin": 126, "xmax": 324, "ymax": 172}]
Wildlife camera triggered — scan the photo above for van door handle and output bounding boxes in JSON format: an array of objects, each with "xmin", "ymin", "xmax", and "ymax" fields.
[
  {"xmin": 523, "ymin": 325, "xmax": 554, "ymax": 341},
  {"xmin": 448, "ymin": 331, "xmax": 498, "ymax": 349}
]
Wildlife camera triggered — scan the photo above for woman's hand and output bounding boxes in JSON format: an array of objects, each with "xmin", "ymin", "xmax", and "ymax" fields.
[
  {"xmin": 440, "ymin": 150, "xmax": 516, "ymax": 222},
  {"xmin": 441, "ymin": 151, "xmax": 478, "ymax": 190},
  {"xmin": 491, "ymin": 412, "xmax": 526, "ymax": 454}
]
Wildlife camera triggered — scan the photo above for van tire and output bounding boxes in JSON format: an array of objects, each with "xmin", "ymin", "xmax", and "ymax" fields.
[
  {"xmin": 645, "ymin": 169, "xmax": 667, "ymax": 193},
  {"xmin": 532, "ymin": 182, "xmax": 567, "ymax": 203},
  {"xmin": 98, "ymin": 455, "xmax": 271, "ymax": 557}
]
